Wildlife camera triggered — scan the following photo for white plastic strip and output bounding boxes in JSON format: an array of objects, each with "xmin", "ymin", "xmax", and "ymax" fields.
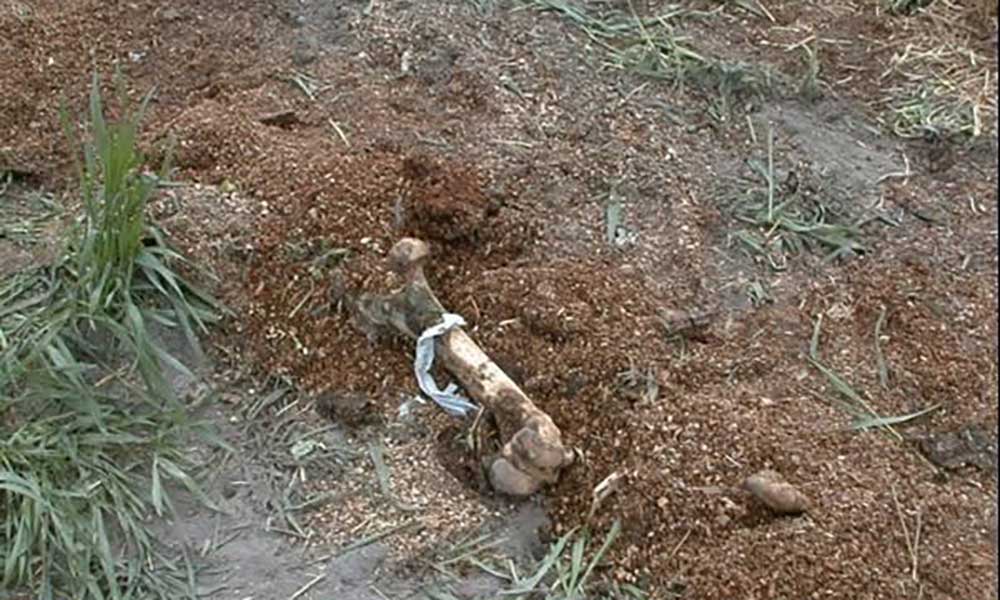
[{"xmin": 414, "ymin": 313, "xmax": 478, "ymax": 417}]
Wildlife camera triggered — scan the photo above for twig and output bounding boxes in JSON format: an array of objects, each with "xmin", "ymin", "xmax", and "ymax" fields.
[
  {"xmin": 876, "ymin": 153, "xmax": 911, "ymax": 184},
  {"xmin": 667, "ymin": 528, "xmax": 692, "ymax": 560},
  {"xmin": 491, "ymin": 139, "xmax": 535, "ymax": 148},
  {"xmin": 368, "ymin": 438, "xmax": 420, "ymax": 512},
  {"xmin": 754, "ymin": 0, "xmax": 776, "ymax": 22},
  {"xmin": 290, "ymin": 72, "xmax": 317, "ymax": 101},
  {"xmin": 328, "ymin": 119, "xmax": 350, "ymax": 147},
  {"xmin": 369, "ymin": 585, "xmax": 392, "ymax": 600},
  {"xmin": 297, "ymin": 553, "xmax": 333, "ymax": 570},
  {"xmin": 267, "ymin": 524, "xmax": 310, "ymax": 540},
  {"xmin": 289, "ymin": 573, "xmax": 326, "ymax": 600},
  {"xmin": 587, "ymin": 471, "xmax": 624, "ymax": 522},
  {"xmin": 890, "ymin": 483, "xmax": 921, "ymax": 584},
  {"xmin": 466, "ymin": 406, "xmax": 485, "ymax": 453},
  {"xmin": 890, "ymin": 484, "xmax": 912, "ymax": 554},
  {"xmin": 275, "ymin": 398, "xmax": 300, "ymax": 418},
  {"xmin": 785, "ymin": 34, "xmax": 816, "ymax": 52},
  {"xmin": 338, "ymin": 522, "xmax": 416, "ymax": 555},
  {"xmin": 616, "ymin": 81, "xmax": 650, "ymax": 108}
]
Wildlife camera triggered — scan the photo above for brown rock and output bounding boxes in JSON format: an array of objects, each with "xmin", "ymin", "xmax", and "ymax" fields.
[{"xmin": 743, "ymin": 469, "xmax": 810, "ymax": 515}]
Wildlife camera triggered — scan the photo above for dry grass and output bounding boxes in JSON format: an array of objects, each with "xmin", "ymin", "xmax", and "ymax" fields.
[
  {"xmin": 874, "ymin": 1, "xmax": 997, "ymax": 140},
  {"xmin": 972, "ymin": 0, "xmax": 998, "ymax": 20}
]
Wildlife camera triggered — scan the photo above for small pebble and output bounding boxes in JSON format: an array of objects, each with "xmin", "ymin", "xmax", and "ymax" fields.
[{"xmin": 743, "ymin": 469, "xmax": 810, "ymax": 515}]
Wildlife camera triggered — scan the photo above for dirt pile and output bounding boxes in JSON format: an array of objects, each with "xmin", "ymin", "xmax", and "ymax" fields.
[{"xmin": 217, "ymin": 128, "xmax": 998, "ymax": 597}]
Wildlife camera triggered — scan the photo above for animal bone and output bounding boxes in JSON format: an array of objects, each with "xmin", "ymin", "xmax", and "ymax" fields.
[{"xmin": 354, "ymin": 238, "xmax": 573, "ymax": 497}]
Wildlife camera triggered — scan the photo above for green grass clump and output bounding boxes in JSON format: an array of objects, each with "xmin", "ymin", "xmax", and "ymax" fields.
[
  {"xmin": 528, "ymin": 0, "xmax": 709, "ymax": 81},
  {"xmin": 505, "ymin": 521, "xmax": 641, "ymax": 600},
  {"xmin": 527, "ymin": 0, "xmax": 776, "ymax": 120},
  {"xmin": 0, "ymin": 72, "xmax": 222, "ymax": 599},
  {"xmin": 727, "ymin": 126, "xmax": 865, "ymax": 270},
  {"xmin": 424, "ymin": 520, "xmax": 643, "ymax": 599}
]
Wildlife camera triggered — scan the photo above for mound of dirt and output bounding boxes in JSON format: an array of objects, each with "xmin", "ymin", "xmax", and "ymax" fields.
[{"xmin": 401, "ymin": 153, "xmax": 493, "ymax": 244}]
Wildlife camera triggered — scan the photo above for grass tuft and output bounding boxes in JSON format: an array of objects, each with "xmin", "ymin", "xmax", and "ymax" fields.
[
  {"xmin": 439, "ymin": 520, "xmax": 637, "ymax": 599},
  {"xmin": 797, "ymin": 42, "xmax": 822, "ymax": 102},
  {"xmin": 423, "ymin": 520, "xmax": 640, "ymax": 599},
  {"xmin": 1, "ymin": 71, "xmax": 223, "ymax": 599},
  {"xmin": 528, "ymin": 0, "xmax": 776, "ymax": 120},
  {"xmin": 504, "ymin": 521, "xmax": 632, "ymax": 599},
  {"xmin": 726, "ymin": 125, "xmax": 865, "ymax": 270}
]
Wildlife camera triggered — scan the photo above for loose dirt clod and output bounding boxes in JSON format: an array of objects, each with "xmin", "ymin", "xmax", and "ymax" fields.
[
  {"xmin": 915, "ymin": 425, "xmax": 997, "ymax": 472},
  {"xmin": 314, "ymin": 391, "xmax": 373, "ymax": 427},
  {"xmin": 742, "ymin": 470, "xmax": 810, "ymax": 515}
]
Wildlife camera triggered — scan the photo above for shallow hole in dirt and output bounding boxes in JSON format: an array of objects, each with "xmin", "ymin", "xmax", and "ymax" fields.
[{"xmin": 433, "ymin": 418, "xmax": 502, "ymax": 497}]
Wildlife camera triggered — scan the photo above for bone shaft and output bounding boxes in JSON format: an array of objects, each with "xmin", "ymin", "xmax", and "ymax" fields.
[{"xmin": 437, "ymin": 330, "xmax": 534, "ymax": 424}]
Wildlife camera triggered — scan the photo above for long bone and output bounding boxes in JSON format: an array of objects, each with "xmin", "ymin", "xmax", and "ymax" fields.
[{"xmin": 354, "ymin": 238, "xmax": 573, "ymax": 497}]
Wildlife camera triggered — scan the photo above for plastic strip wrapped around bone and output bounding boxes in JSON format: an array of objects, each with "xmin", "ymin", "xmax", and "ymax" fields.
[{"xmin": 414, "ymin": 312, "xmax": 478, "ymax": 417}]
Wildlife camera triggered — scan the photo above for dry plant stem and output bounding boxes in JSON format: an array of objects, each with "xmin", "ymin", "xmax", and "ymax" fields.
[
  {"xmin": 890, "ymin": 483, "xmax": 921, "ymax": 584},
  {"xmin": 354, "ymin": 238, "xmax": 573, "ymax": 497}
]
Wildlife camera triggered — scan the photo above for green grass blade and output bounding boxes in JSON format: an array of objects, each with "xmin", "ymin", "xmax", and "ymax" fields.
[
  {"xmin": 851, "ymin": 405, "xmax": 940, "ymax": 431},
  {"xmin": 874, "ymin": 306, "xmax": 890, "ymax": 390},
  {"xmin": 577, "ymin": 520, "xmax": 621, "ymax": 591},
  {"xmin": 567, "ymin": 530, "xmax": 587, "ymax": 590},
  {"xmin": 501, "ymin": 528, "xmax": 576, "ymax": 595}
]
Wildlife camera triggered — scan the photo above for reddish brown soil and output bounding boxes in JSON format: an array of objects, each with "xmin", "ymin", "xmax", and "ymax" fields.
[{"xmin": 2, "ymin": 1, "xmax": 996, "ymax": 599}]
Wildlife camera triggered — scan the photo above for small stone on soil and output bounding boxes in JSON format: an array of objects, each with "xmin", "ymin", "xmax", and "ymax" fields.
[{"xmin": 742, "ymin": 469, "xmax": 810, "ymax": 515}]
